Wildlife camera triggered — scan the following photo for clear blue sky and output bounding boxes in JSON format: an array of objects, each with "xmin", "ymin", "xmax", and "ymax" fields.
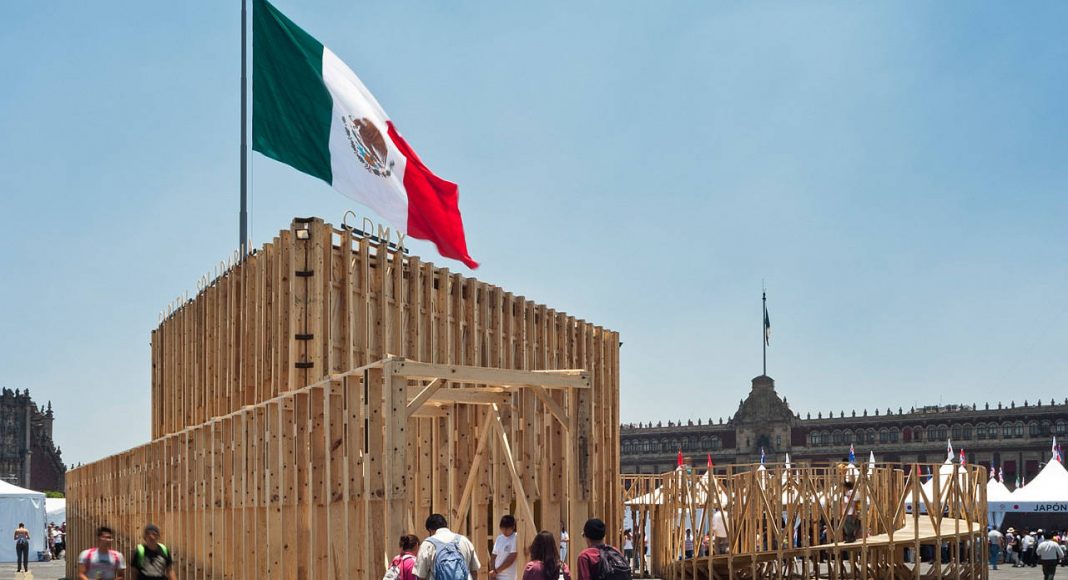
[{"xmin": 2, "ymin": 2, "xmax": 1066, "ymax": 466}]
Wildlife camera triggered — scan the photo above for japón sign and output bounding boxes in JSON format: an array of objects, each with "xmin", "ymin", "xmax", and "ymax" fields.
[{"xmin": 993, "ymin": 501, "xmax": 1068, "ymax": 513}]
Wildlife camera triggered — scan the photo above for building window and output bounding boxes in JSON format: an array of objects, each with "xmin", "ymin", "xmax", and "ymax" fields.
[
  {"xmin": 1014, "ymin": 422, "xmax": 1024, "ymax": 438},
  {"xmin": 833, "ymin": 431, "xmax": 845, "ymax": 445},
  {"xmin": 976, "ymin": 424, "xmax": 988, "ymax": 440},
  {"xmin": 1055, "ymin": 420, "xmax": 1067, "ymax": 435},
  {"xmin": 776, "ymin": 435, "xmax": 782, "ymax": 447},
  {"xmin": 962, "ymin": 425, "xmax": 973, "ymax": 440},
  {"xmin": 1030, "ymin": 422, "xmax": 1041, "ymax": 437},
  {"xmin": 951, "ymin": 426, "xmax": 961, "ymax": 440}
]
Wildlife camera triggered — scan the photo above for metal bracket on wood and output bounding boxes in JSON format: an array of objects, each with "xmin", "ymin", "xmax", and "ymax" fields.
[
  {"xmin": 295, "ymin": 361, "xmax": 314, "ymax": 369},
  {"xmin": 294, "ymin": 333, "xmax": 314, "ymax": 341},
  {"xmin": 295, "ymin": 270, "xmax": 314, "ymax": 277}
]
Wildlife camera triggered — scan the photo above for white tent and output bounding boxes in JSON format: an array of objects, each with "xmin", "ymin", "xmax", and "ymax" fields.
[
  {"xmin": 987, "ymin": 477, "xmax": 1013, "ymax": 528},
  {"xmin": 0, "ymin": 481, "xmax": 46, "ymax": 562},
  {"xmin": 995, "ymin": 460, "xmax": 1068, "ymax": 513},
  {"xmin": 45, "ymin": 498, "xmax": 65, "ymax": 525},
  {"xmin": 904, "ymin": 459, "xmax": 972, "ymax": 514}
]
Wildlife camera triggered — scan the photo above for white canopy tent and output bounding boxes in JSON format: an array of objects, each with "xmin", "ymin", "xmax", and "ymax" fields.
[
  {"xmin": 45, "ymin": 497, "xmax": 65, "ymax": 525},
  {"xmin": 987, "ymin": 477, "xmax": 1013, "ymax": 528},
  {"xmin": 995, "ymin": 460, "xmax": 1068, "ymax": 513},
  {"xmin": 0, "ymin": 481, "xmax": 46, "ymax": 562}
]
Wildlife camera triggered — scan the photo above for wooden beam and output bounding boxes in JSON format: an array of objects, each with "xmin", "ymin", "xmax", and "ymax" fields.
[
  {"xmin": 419, "ymin": 390, "xmax": 512, "ymax": 406},
  {"xmin": 404, "ymin": 378, "xmax": 445, "ymax": 420},
  {"xmin": 390, "ymin": 358, "xmax": 589, "ymax": 390},
  {"xmin": 529, "ymin": 385, "xmax": 570, "ymax": 433},
  {"xmin": 455, "ymin": 407, "xmax": 496, "ymax": 525},
  {"xmin": 490, "ymin": 404, "xmax": 539, "ymax": 544}
]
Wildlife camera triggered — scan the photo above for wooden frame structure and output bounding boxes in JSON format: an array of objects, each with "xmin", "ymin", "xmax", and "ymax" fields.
[
  {"xmin": 623, "ymin": 463, "xmax": 988, "ymax": 580},
  {"xmin": 67, "ymin": 218, "xmax": 621, "ymax": 579}
]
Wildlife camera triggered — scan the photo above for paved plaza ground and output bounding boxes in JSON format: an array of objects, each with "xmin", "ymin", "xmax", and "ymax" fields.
[
  {"xmin": 0, "ymin": 559, "xmax": 1065, "ymax": 580},
  {"xmin": 0, "ymin": 559, "xmax": 66, "ymax": 580}
]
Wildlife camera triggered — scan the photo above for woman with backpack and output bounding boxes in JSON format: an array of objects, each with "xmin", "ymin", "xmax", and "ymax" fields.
[
  {"xmin": 386, "ymin": 534, "xmax": 420, "ymax": 580},
  {"xmin": 523, "ymin": 531, "xmax": 571, "ymax": 580}
]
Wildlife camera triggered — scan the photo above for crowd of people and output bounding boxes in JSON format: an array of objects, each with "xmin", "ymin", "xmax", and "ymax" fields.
[
  {"xmin": 988, "ymin": 526, "xmax": 1068, "ymax": 578},
  {"xmin": 389, "ymin": 513, "xmax": 632, "ymax": 580},
  {"xmin": 60, "ymin": 515, "xmax": 635, "ymax": 580}
]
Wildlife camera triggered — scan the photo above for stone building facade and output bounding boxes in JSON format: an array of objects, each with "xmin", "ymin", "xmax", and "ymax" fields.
[
  {"xmin": 621, "ymin": 375, "xmax": 1068, "ymax": 485},
  {"xmin": 0, "ymin": 388, "xmax": 65, "ymax": 492}
]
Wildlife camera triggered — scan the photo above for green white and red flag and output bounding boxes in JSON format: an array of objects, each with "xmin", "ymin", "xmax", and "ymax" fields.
[{"xmin": 252, "ymin": 0, "xmax": 477, "ymax": 268}]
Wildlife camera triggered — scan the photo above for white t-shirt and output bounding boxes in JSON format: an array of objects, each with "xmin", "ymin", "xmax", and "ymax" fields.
[
  {"xmin": 711, "ymin": 510, "xmax": 728, "ymax": 538},
  {"xmin": 492, "ymin": 533, "xmax": 518, "ymax": 580},
  {"xmin": 79, "ymin": 548, "xmax": 127, "ymax": 580},
  {"xmin": 623, "ymin": 536, "xmax": 634, "ymax": 550},
  {"xmin": 559, "ymin": 530, "xmax": 569, "ymax": 547}
]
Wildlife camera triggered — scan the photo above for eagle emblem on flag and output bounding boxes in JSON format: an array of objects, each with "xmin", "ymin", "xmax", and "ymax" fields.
[{"xmin": 343, "ymin": 116, "xmax": 394, "ymax": 177}]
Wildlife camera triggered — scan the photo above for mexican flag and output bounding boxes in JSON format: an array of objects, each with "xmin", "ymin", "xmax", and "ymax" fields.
[{"xmin": 252, "ymin": 0, "xmax": 477, "ymax": 268}]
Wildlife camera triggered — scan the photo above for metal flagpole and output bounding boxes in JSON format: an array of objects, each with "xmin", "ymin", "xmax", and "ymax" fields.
[{"xmin": 239, "ymin": 0, "xmax": 249, "ymax": 257}]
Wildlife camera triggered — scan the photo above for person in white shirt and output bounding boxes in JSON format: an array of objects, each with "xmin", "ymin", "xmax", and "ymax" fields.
[
  {"xmin": 489, "ymin": 515, "xmax": 518, "ymax": 580},
  {"xmin": 559, "ymin": 527, "xmax": 569, "ymax": 562},
  {"xmin": 1037, "ymin": 531, "xmax": 1066, "ymax": 579},
  {"xmin": 414, "ymin": 514, "xmax": 481, "ymax": 580},
  {"xmin": 987, "ymin": 527, "xmax": 1004, "ymax": 570},
  {"xmin": 711, "ymin": 509, "xmax": 729, "ymax": 554}
]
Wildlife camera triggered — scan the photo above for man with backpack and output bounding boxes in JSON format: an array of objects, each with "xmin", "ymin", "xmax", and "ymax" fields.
[
  {"xmin": 130, "ymin": 524, "xmax": 175, "ymax": 580},
  {"xmin": 78, "ymin": 526, "xmax": 127, "ymax": 580},
  {"xmin": 414, "ymin": 513, "xmax": 481, "ymax": 580},
  {"xmin": 576, "ymin": 518, "xmax": 631, "ymax": 580}
]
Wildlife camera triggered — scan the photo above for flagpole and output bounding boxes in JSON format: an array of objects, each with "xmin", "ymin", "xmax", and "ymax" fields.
[{"xmin": 239, "ymin": 0, "xmax": 249, "ymax": 257}]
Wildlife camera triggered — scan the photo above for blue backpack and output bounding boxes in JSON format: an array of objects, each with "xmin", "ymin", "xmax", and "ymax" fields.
[{"xmin": 426, "ymin": 536, "xmax": 470, "ymax": 580}]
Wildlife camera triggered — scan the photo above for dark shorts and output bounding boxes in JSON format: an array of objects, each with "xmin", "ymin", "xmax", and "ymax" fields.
[{"xmin": 843, "ymin": 516, "xmax": 861, "ymax": 542}]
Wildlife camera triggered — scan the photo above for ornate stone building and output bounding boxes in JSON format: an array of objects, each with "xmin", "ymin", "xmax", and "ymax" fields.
[
  {"xmin": 0, "ymin": 388, "xmax": 65, "ymax": 492},
  {"xmin": 621, "ymin": 374, "xmax": 1068, "ymax": 485}
]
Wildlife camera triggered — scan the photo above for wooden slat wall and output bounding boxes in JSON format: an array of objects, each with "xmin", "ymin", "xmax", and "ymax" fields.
[{"xmin": 69, "ymin": 217, "xmax": 621, "ymax": 580}]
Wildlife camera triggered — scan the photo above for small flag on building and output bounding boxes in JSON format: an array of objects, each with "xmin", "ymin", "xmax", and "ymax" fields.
[
  {"xmin": 998, "ymin": 467, "xmax": 1004, "ymax": 482},
  {"xmin": 760, "ymin": 447, "xmax": 766, "ymax": 465},
  {"xmin": 848, "ymin": 444, "xmax": 856, "ymax": 464},
  {"xmin": 252, "ymin": 0, "xmax": 478, "ymax": 268},
  {"xmin": 989, "ymin": 465, "xmax": 996, "ymax": 479},
  {"xmin": 959, "ymin": 448, "xmax": 966, "ymax": 466},
  {"xmin": 763, "ymin": 296, "xmax": 771, "ymax": 346},
  {"xmin": 946, "ymin": 439, "xmax": 954, "ymax": 462},
  {"xmin": 1053, "ymin": 436, "xmax": 1061, "ymax": 463},
  {"xmin": 707, "ymin": 453, "xmax": 713, "ymax": 470},
  {"xmin": 677, "ymin": 448, "xmax": 684, "ymax": 468}
]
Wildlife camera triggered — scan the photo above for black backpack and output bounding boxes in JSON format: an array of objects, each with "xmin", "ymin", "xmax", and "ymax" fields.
[{"xmin": 596, "ymin": 544, "xmax": 632, "ymax": 580}]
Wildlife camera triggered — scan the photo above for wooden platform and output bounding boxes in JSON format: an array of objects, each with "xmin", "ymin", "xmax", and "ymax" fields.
[{"xmin": 625, "ymin": 464, "xmax": 988, "ymax": 580}]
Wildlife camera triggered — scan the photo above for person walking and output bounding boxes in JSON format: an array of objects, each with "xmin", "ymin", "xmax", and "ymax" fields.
[
  {"xmin": 622, "ymin": 530, "xmax": 634, "ymax": 567},
  {"xmin": 987, "ymin": 526, "xmax": 1003, "ymax": 570},
  {"xmin": 1005, "ymin": 528, "xmax": 1019, "ymax": 567},
  {"xmin": 13, "ymin": 522, "xmax": 30, "ymax": 573},
  {"xmin": 130, "ymin": 524, "xmax": 175, "ymax": 580},
  {"xmin": 1038, "ymin": 531, "xmax": 1066, "ymax": 580},
  {"xmin": 522, "ymin": 531, "xmax": 570, "ymax": 580},
  {"xmin": 576, "ymin": 518, "xmax": 630, "ymax": 580},
  {"xmin": 386, "ymin": 534, "xmax": 420, "ymax": 580},
  {"xmin": 1024, "ymin": 531, "xmax": 1038, "ymax": 567},
  {"xmin": 78, "ymin": 526, "xmax": 126, "ymax": 580},
  {"xmin": 413, "ymin": 514, "xmax": 481, "ymax": 580},
  {"xmin": 489, "ymin": 515, "xmax": 518, "ymax": 580}
]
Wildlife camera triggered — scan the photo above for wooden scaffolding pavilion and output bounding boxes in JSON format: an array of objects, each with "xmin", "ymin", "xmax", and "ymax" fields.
[
  {"xmin": 66, "ymin": 217, "xmax": 621, "ymax": 579},
  {"xmin": 623, "ymin": 462, "xmax": 989, "ymax": 580}
]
